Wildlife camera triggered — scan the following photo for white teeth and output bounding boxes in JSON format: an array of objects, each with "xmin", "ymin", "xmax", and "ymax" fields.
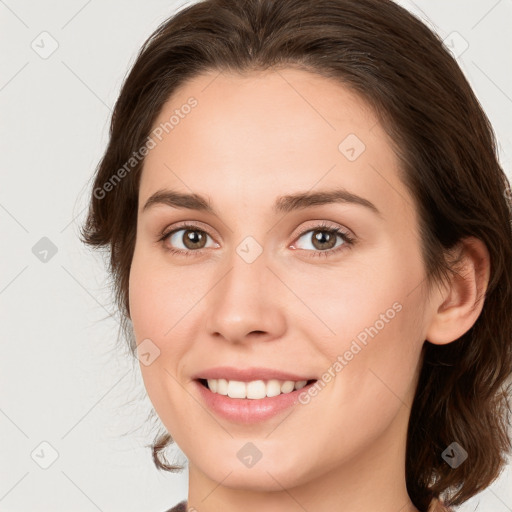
[
  {"xmin": 205, "ymin": 378, "xmax": 309, "ymax": 399},
  {"xmin": 281, "ymin": 380, "xmax": 296, "ymax": 393},
  {"xmin": 208, "ymin": 379, "xmax": 218, "ymax": 393},
  {"xmin": 265, "ymin": 379, "xmax": 282, "ymax": 398},
  {"xmin": 217, "ymin": 378, "xmax": 228, "ymax": 395},
  {"xmin": 227, "ymin": 380, "xmax": 246, "ymax": 399},
  {"xmin": 247, "ymin": 380, "xmax": 267, "ymax": 399}
]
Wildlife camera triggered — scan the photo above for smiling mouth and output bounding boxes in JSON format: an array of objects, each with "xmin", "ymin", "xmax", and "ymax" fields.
[{"xmin": 197, "ymin": 378, "xmax": 318, "ymax": 400}]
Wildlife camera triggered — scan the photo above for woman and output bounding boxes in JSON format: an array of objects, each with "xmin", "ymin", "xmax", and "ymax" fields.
[{"xmin": 80, "ymin": 0, "xmax": 512, "ymax": 511}]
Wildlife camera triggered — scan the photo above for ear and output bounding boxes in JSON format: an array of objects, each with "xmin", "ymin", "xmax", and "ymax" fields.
[{"xmin": 425, "ymin": 236, "xmax": 491, "ymax": 345}]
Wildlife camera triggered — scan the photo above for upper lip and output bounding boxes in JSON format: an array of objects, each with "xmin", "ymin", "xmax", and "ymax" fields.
[{"xmin": 192, "ymin": 366, "xmax": 317, "ymax": 382}]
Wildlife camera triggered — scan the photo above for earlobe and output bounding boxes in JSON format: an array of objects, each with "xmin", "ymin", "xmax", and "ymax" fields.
[{"xmin": 425, "ymin": 236, "xmax": 491, "ymax": 346}]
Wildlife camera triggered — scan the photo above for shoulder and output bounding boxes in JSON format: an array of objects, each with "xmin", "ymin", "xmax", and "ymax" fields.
[{"xmin": 162, "ymin": 500, "xmax": 188, "ymax": 512}]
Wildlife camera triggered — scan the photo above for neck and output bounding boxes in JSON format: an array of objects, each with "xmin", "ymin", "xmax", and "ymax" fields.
[{"xmin": 186, "ymin": 403, "xmax": 419, "ymax": 512}]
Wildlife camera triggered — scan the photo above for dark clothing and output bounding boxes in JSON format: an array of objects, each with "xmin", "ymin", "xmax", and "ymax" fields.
[
  {"xmin": 164, "ymin": 498, "xmax": 453, "ymax": 511},
  {"xmin": 163, "ymin": 500, "xmax": 187, "ymax": 512}
]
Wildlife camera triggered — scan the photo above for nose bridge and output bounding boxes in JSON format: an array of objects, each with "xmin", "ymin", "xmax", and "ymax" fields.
[{"xmin": 204, "ymin": 239, "xmax": 286, "ymax": 342}]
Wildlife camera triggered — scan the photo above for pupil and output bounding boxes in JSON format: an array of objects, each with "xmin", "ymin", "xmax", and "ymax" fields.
[
  {"xmin": 185, "ymin": 230, "xmax": 204, "ymax": 248},
  {"xmin": 314, "ymin": 230, "xmax": 335, "ymax": 249}
]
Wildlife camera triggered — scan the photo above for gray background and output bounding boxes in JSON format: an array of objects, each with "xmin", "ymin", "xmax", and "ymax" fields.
[{"xmin": 1, "ymin": 0, "xmax": 511, "ymax": 510}]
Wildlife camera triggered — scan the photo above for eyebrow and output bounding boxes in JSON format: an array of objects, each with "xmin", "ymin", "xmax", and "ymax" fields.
[{"xmin": 142, "ymin": 187, "xmax": 382, "ymax": 217}]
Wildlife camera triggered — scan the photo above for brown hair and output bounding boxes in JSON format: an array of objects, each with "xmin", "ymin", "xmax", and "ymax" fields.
[{"xmin": 79, "ymin": 0, "xmax": 512, "ymax": 510}]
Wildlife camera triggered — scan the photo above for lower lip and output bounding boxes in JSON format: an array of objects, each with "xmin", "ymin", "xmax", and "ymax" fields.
[{"xmin": 194, "ymin": 379, "xmax": 317, "ymax": 424}]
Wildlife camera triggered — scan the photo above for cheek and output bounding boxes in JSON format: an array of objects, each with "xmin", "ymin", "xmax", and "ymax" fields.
[
  {"xmin": 128, "ymin": 251, "xmax": 203, "ymax": 390},
  {"xmin": 128, "ymin": 255, "xmax": 192, "ymax": 428},
  {"xmin": 128, "ymin": 268, "xmax": 165, "ymax": 341},
  {"xmin": 299, "ymin": 252, "xmax": 425, "ymax": 407},
  {"xmin": 295, "ymin": 286, "xmax": 424, "ymax": 457},
  {"xmin": 128, "ymin": 248, "xmax": 193, "ymax": 343}
]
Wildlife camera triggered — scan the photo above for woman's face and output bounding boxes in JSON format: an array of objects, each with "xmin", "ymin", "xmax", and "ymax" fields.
[{"xmin": 129, "ymin": 68, "xmax": 434, "ymax": 493}]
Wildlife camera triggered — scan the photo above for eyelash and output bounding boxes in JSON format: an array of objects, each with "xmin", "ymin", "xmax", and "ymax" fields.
[{"xmin": 157, "ymin": 221, "xmax": 356, "ymax": 259}]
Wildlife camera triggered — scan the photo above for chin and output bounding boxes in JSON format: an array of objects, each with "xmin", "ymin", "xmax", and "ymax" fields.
[
  {"xmin": 213, "ymin": 467, "xmax": 302, "ymax": 492},
  {"xmin": 198, "ymin": 452, "xmax": 312, "ymax": 491}
]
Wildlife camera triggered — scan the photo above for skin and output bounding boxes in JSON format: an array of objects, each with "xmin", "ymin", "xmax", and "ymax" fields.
[{"xmin": 128, "ymin": 67, "xmax": 490, "ymax": 512}]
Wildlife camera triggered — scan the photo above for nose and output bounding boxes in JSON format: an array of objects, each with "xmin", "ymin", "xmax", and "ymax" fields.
[{"xmin": 204, "ymin": 247, "xmax": 287, "ymax": 345}]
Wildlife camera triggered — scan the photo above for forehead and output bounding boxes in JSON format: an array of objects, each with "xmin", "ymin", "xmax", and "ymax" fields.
[{"xmin": 139, "ymin": 67, "xmax": 414, "ymax": 223}]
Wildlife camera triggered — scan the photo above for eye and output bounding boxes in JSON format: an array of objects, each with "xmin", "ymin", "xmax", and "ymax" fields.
[
  {"xmin": 157, "ymin": 221, "xmax": 355, "ymax": 259},
  {"xmin": 291, "ymin": 222, "xmax": 355, "ymax": 258},
  {"xmin": 158, "ymin": 224, "xmax": 218, "ymax": 257}
]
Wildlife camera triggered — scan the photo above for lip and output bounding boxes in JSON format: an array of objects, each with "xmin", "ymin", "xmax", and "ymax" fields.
[
  {"xmin": 191, "ymin": 366, "xmax": 316, "ymax": 382},
  {"xmin": 193, "ymin": 378, "xmax": 317, "ymax": 424}
]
